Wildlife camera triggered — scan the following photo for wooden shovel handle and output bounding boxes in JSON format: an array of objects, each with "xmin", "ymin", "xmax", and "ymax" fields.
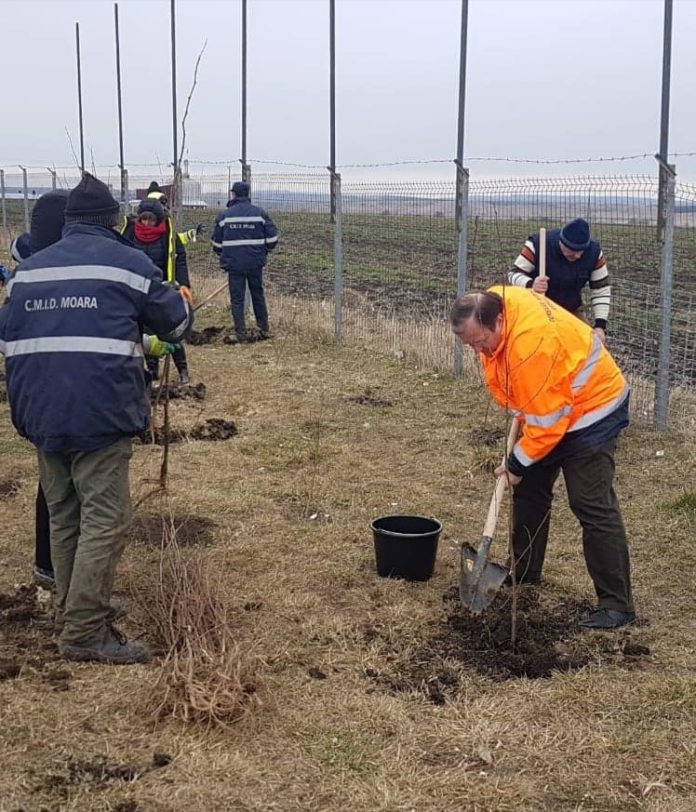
[
  {"xmin": 539, "ymin": 226, "xmax": 547, "ymax": 280},
  {"xmin": 193, "ymin": 280, "xmax": 229, "ymax": 312},
  {"xmin": 481, "ymin": 417, "xmax": 521, "ymax": 539}
]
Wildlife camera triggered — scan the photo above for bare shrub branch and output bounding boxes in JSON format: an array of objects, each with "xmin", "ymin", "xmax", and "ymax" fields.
[{"xmin": 146, "ymin": 516, "xmax": 261, "ymax": 729}]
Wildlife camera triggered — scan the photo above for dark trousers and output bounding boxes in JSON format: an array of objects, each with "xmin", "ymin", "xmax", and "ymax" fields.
[
  {"xmin": 146, "ymin": 343, "xmax": 188, "ymax": 379},
  {"xmin": 35, "ymin": 483, "xmax": 53, "ymax": 572},
  {"xmin": 511, "ymin": 439, "xmax": 633, "ymax": 613},
  {"xmin": 227, "ymin": 268, "xmax": 269, "ymax": 339}
]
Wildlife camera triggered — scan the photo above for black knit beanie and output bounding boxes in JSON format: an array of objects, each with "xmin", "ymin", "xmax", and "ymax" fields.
[
  {"xmin": 137, "ymin": 198, "xmax": 165, "ymax": 224},
  {"xmin": 65, "ymin": 173, "xmax": 120, "ymax": 228},
  {"xmin": 30, "ymin": 190, "xmax": 69, "ymax": 254},
  {"xmin": 231, "ymin": 181, "xmax": 250, "ymax": 198}
]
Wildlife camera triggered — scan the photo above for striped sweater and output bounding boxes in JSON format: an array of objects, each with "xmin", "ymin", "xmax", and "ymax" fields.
[{"xmin": 508, "ymin": 229, "xmax": 610, "ymax": 328}]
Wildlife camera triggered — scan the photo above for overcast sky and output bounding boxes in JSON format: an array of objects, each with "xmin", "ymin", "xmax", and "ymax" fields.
[{"xmin": 1, "ymin": 0, "xmax": 695, "ymax": 180}]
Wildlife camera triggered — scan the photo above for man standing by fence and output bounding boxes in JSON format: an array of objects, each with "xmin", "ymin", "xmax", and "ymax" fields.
[
  {"xmin": 211, "ymin": 181, "xmax": 279, "ymax": 344},
  {"xmin": 508, "ymin": 218, "xmax": 610, "ymax": 344}
]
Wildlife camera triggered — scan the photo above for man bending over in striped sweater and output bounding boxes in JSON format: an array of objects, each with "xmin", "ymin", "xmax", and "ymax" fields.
[{"xmin": 507, "ymin": 218, "xmax": 610, "ymax": 344}]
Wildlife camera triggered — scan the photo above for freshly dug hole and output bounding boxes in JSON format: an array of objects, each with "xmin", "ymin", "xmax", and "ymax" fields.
[{"xmin": 365, "ymin": 586, "xmax": 651, "ymax": 702}]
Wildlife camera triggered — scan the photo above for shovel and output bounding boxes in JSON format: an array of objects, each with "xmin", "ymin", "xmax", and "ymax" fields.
[{"xmin": 460, "ymin": 416, "xmax": 521, "ymax": 614}]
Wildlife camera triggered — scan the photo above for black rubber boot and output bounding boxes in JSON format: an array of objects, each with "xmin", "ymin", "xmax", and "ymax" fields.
[{"xmin": 578, "ymin": 608, "xmax": 636, "ymax": 630}]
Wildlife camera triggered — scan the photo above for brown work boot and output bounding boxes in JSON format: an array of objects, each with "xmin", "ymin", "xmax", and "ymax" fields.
[{"xmin": 59, "ymin": 623, "xmax": 151, "ymax": 665}]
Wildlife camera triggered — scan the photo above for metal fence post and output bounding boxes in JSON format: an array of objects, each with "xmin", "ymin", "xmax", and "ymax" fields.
[
  {"xmin": 654, "ymin": 155, "xmax": 676, "ymax": 431},
  {"xmin": 332, "ymin": 171, "xmax": 343, "ymax": 341},
  {"xmin": 0, "ymin": 170, "xmax": 6, "ymax": 244},
  {"xmin": 454, "ymin": 161, "xmax": 470, "ymax": 375},
  {"xmin": 19, "ymin": 165, "xmax": 29, "ymax": 232},
  {"xmin": 48, "ymin": 167, "xmax": 57, "ymax": 190}
]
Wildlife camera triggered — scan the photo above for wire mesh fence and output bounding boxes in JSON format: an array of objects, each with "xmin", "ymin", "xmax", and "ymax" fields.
[{"xmin": 1, "ymin": 167, "xmax": 695, "ymax": 432}]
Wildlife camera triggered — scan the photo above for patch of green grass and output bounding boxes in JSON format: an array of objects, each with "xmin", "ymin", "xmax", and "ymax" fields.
[{"xmin": 662, "ymin": 491, "xmax": 696, "ymax": 519}]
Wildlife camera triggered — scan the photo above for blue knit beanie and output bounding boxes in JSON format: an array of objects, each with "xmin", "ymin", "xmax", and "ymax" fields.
[{"xmin": 559, "ymin": 218, "xmax": 591, "ymax": 251}]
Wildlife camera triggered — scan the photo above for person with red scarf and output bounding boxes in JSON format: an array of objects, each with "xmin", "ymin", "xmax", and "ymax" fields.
[{"xmin": 122, "ymin": 199, "xmax": 192, "ymax": 383}]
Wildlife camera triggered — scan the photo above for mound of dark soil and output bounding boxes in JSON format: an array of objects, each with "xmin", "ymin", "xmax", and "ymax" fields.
[
  {"xmin": 137, "ymin": 418, "xmax": 237, "ymax": 445},
  {"xmin": 0, "ymin": 584, "xmax": 57, "ymax": 677},
  {"xmin": 365, "ymin": 586, "xmax": 651, "ymax": 702},
  {"xmin": 346, "ymin": 389, "xmax": 393, "ymax": 407},
  {"xmin": 129, "ymin": 514, "xmax": 218, "ymax": 547},
  {"xmin": 151, "ymin": 382, "xmax": 207, "ymax": 401},
  {"xmin": 189, "ymin": 326, "xmax": 227, "ymax": 345},
  {"xmin": 189, "ymin": 325, "xmax": 270, "ymax": 346},
  {"xmin": 0, "ymin": 584, "xmax": 41, "ymax": 623},
  {"xmin": 189, "ymin": 418, "xmax": 238, "ymax": 440}
]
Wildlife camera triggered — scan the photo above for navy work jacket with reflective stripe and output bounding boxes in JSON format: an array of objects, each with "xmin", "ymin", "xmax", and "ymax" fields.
[
  {"xmin": 0, "ymin": 223, "xmax": 192, "ymax": 453},
  {"xmin": 211, "ymin": 197, "xmax": 279, "ymax": 273}
]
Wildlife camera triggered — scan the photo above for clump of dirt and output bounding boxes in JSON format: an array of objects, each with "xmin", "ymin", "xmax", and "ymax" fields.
[
  {"xmin": 39, "ymin": 753, "xmax": 171, "ymax": 797},
  {"xmin": 129, "ymin": 514, "xmax": 218, "ymax": 547},
  {"xmin": 137, "ymin": 418, "xmax": 237, "ymax": 445},
  {"xmin": 189, "ymin": 418, "xmax": 238, "ymax": 440},
  {"xmin": 189, "ymin": 326, "xmax": 227, "ymax": 345},
  {"xmin": 346, "ymin": 388, "xmax": 393, "ymax": 407},
  {"xmin": 365, "ymin": 586, "xmax": 651, "ymax": 702},
  {"xmin": 0, "ymin": 478, "xmax": 21, "ymax": 499},
  {"xmin": 151, "ymin": 382, "xmax": 207, "ymax": 401},
  {"xmin": 0, "ymin": 584, "xmax": 41, "ymax": 623},
  {"xmin": 0, "ymin": 584, "xmax": 57, "ymax": 677},
  {"xmin": 0, "ymin": 388, "xmax": 7, "ymax": 403},
  {"xmin": 468, "ymin": 426, "xmax": 506, "ymax": 447}
]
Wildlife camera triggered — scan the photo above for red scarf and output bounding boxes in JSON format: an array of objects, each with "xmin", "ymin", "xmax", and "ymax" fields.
[{"xmin": 134, "ymin": 220, "xmax": 167, "ymax": 244}]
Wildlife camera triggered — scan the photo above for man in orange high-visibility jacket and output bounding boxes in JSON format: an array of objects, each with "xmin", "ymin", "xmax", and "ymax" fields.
[{"xmin": 450, "ymin": 285, "xmax": 634, "ymax": 630}]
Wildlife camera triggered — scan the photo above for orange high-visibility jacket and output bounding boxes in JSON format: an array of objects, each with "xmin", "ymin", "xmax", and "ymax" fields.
[{"xmin": 481, "ymin": 286, "xmax": 628, "ymax": 470}]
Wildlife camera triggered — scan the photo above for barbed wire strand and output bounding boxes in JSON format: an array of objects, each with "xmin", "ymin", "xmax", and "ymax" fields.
[{"xmin": 3, "ymin": 152, "xmax": 696, "ymax": 173}]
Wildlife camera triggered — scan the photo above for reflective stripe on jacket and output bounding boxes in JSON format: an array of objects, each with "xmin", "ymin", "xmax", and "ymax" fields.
[
  {"xmin": 211, "ymin": 197, "xmax": 279, "ymax": 272},
  {"xmin": 481, "ymin": 286, "xmax": 628, "ymax": 471},
  {"xmin": 0, "ymin": 223, "xmax": 192, "ymax": 453},
  {"xmin": 120, "ymin": 216, "xmax": 189, "ymax": 287}
]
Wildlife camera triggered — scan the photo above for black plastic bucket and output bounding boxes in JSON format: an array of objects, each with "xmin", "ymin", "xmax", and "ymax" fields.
[{"xmin": 370, "ymin": 515, "xmax": 442, "ymax": 581}]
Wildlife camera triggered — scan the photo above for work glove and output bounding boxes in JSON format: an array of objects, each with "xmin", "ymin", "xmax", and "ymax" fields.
[
  {"xmin": 144, "ymin": 335, "xmax": 178, "ymax": 357},
  {"xmin": 195, "ymin": 223, "xmax": 206, "ymax": 235},
  {"xmin": 0, "ymin": 264, "xmax": 11, "ymax": 285},
  {"xmin": 180, "ymin": 285, "xmax": 194, "ymax": 305}
]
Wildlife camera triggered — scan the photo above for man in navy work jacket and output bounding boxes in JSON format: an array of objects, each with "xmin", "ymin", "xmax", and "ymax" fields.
[
  {"xmin": 211, "ymin": 181, "xmax": 279, "ymax": 343},
  {"xmin": 0, "ymin": 173, "xmax": 193, "ymax": 665},
  {"xmin": 507, "ymin": 218, "xmax": 611, "ymax": 345}
]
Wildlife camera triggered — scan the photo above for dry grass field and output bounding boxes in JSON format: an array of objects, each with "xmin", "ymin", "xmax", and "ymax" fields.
[{"xmin": 1, "ymin": 304, "xmax": 695, "ymax": 812}]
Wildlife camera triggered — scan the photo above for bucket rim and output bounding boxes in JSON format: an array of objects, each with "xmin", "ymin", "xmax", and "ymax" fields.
[{"xmin": 370, "ymin": 514, "xmax": 442, "ymax": 538}]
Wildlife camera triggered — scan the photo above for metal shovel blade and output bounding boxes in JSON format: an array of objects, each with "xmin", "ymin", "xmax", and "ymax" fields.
[{"xmin": 459, "ymin": 541, "xmax": 509, "ymax": 615}]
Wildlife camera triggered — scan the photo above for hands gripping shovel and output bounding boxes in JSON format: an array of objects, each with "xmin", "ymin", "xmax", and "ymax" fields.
[{"xmin": 459, "ymin": 416, "xmax": 521, "ymax": 614}]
